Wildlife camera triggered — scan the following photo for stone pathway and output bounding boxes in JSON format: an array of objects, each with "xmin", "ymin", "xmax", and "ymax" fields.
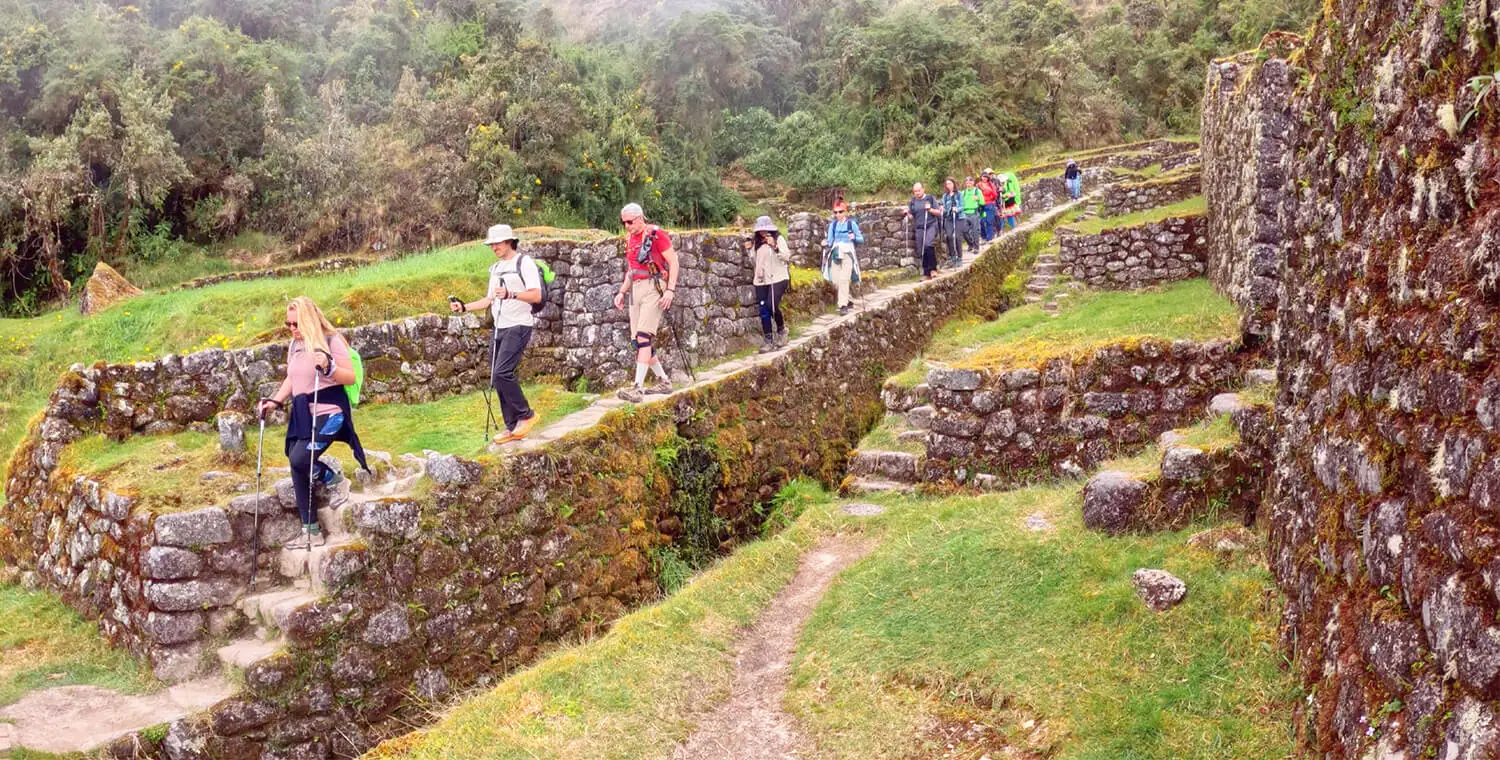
[
  {"xmin": 0, "ymin": 678, "xmax": 231, "ymax": 754},
  {"xmin": 503, "ymin": 198, "xmax": 1093, "ymax": 455},
  {"xmin": 1024, "ymin": 249, "xmax": 1066, "ymax": 315},
  {"xmin": 671, "ymin": 536, "xmax": 873, "ymax": 760}
]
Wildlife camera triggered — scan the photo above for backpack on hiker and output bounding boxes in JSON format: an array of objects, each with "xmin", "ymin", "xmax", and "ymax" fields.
[
  {"xmin": 520, "ymin": 254, "xmax": 556, "ymax": 316},
  {"xmin": 288, "ymin": 338, "xmax": 365, "ymax": 407}
]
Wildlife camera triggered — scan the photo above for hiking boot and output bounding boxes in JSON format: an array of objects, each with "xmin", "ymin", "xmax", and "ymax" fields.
[
  {"xmin": 510, "ymin": 414, "xmax": 539, "ymax": 440},
  {"xmin": 776, "ymin": 328, "xmax": 788, "ymax": 347},
  {"xmin": 838, "ymin": 305, "xmax": 851, "ymax": 315},
  {"xmin": 492, "ymin": 428, "xmax": 518, "ymax": 445},
  {"xmin": 289, "ymin": 526, "xmax": 326, "ymax": 550},
  {"xmin": 758, "ymin": 335, "xmax": 777, "ymax": 354},
  {"xmin": 644, "ymin": 380, "xmax": 673, "ymax": 395},
  {"xmin": 617, "ymin": 386, "xmax": 646, "ymax": 403},
  {"xmin": 316, "ymin": 465, "xmax": 342, "ymax": 488}
]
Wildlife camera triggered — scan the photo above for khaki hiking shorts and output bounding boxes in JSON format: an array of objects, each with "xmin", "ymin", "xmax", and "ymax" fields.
[{"xmin": 629, "ymin": 278, "xmax": 664, "ymax": 337}]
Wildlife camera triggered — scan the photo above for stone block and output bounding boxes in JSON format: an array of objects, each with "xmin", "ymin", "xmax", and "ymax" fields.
[
  {"xmin": 154, "ymin": 507, "xmax": 234, "ymax": 547},
  {"xmin": 144, "ymin": 546, "xmax": 204, "ymax": 580},
  {"xmin": 1082, "ymin": 471, "xmax": 1148, "ymax": 535}
]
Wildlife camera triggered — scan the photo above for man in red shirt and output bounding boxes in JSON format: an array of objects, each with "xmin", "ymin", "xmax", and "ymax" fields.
[{"xmin": 613, "ymin": 203, "xmax": 681, "ymax": 402}]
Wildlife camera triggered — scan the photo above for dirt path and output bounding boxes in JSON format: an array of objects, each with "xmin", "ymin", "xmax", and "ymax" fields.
[
  {"xmin": 0, "ymin": 677, "xmax": 231, "ymax": 754},
  {"xmin": 673, "ymin": 536, "xmax": 873, "ymax": 760}
]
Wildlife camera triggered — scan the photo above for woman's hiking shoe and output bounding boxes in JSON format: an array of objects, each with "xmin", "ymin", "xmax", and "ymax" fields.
[
  {"xmin": 290, "ymin": 526, "xmax": 326, "ymax": 550},
  {"xmin": 838, "ymin": 305, "xmax": 851, "ymax": 315},
  {"xmin": 758, "ymin": 335, "xmax": 777, "ymax": 354},
  {"xmin": 617, "ymin": 386, "xmax": 646, "ymax": 403},
  {"xmin": 644, "ymin": 381, "xmax": 673, "ymax": 395},
  {"xmin": 776, "ymin": 328, "xmax": 788, "ymax": 347},
  {"xmin": 510, "ymin": 414, "xmax": 539, "ymax": 440}
]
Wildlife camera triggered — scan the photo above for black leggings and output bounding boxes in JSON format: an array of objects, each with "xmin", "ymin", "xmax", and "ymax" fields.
[
  {"xmin": 922, "ymin": 245, "xmax": 938, "ymax": 276},
  {"xmin": 287, "ymin": 413, "xmax": 339, "ymax": 526},
  {"xmin": 756, "ymin": 280, "xmax": 788, "ymax": 336}
]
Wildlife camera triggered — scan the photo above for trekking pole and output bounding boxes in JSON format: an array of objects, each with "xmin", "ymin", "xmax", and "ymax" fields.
[
  {"xmin": 484, "ymin": 327, "xmax": 501, "ymax": 444},
  {"xmin": 668, "ymin": 305, "xmax": 698, "ymax": 385},
  {"xmin": 249, "ymin": 411, "xmax": 265, "ymax": 592},
  {"xmin": 903, "ymin": 215, "xmax": 912, "ymax": 273},
  {"xmin": 305, "ymin": 378, "xmax": 318, "ymax": 557}
]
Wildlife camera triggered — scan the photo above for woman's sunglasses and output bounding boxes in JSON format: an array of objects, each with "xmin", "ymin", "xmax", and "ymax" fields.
[{"xmin": 285, "ymin": 320, "xmax": 298, "ymax": 329}]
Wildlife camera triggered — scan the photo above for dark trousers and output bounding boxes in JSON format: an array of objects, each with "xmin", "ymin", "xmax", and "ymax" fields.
[
  {"xmin": 491, "ymin": 326, "xmax": 534, "ymax": 431},
  {"xmin": 756, "ymin": 280, "xmax": 788, "ymax": 336},
  {"xmin": 287, "ymin": 413, "xmax": 339, "ymax": 526},
  {"xmin": 922, "ymin": 245, "xmax": 938, "ymax": 276}
]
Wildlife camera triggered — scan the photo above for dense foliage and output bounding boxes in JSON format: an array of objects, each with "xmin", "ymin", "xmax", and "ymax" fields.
[{"xmin": 0, "ymin": 0, "xmax": 1314, "ymax": 314}]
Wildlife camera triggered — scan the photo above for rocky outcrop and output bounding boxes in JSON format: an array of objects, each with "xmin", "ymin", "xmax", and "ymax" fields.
[
  {"xmin": 1201, "ymin": 36, "xmax": 1298, "ymax": 341},
  {"xmin": 922, "ymin": 339, "xmax": 1246, "ymax": 486},
  {"xmin": 1056, "ymin": 215, "xmax": 1207, "ymax": 290},
  {"xmin": 79, "ymin": 262, "xmax": 143, "ymax": 315}
]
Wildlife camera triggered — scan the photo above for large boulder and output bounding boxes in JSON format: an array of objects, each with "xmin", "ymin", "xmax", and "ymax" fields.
[{"xmin": 79, "ymin": 262, "xmax": 143, "ymax": 316}]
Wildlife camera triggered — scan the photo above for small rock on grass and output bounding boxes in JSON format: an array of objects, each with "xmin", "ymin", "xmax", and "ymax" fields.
[
  {"xmin": 1132, "ymin": 568, "xmax": 1187, "ymax": 612},
  {"xmin": 841, "ymin": 503, "xmax": 886, "ymax": 517},
  {"xmin": 1186, "ymin": 525, "xmax": 1258, "ymax": 554},
  {"xmin": 1207, "ymin": 393, "xmax": 1245, "ymax": 416}
]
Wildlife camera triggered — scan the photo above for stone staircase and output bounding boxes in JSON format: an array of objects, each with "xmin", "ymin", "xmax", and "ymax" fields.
[{"xmin": 216, "ymin": 456, "xmax": 425, "ymax": 673}]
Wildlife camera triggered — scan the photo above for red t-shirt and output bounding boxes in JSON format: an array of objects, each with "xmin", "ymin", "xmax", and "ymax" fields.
[
  {"xmin": 627, "ymin": 226, "xmax": 672, "ymax": 278},
  {"xmin": 980, "ymin": 180, "xmax": 999, "ymax": 204}
]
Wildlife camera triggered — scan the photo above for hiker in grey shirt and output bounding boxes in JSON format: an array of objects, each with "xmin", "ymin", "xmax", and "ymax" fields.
[{"xmin": 905, "ymin": 182, "xmax": 942, "ymax": 279}]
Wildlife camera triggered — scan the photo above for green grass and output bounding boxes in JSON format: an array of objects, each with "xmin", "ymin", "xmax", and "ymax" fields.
[
  {"xmin": 891, "ymin": 279, "xmax": 1238, "ymax": 386},
  {"xmin": 366, "ymin": 486, "xmax": 844, "ymax": 760},
  {"xmin": 856, "ymin": 414, "xmax": 926, "ymax": 456},
  {"xmin": 787, "ymin": 485, "xmax": 1293, "ymax": 760},
  {"xmin": 0, "ymin": 240, "xmax": 504, "ymax": 490},
  {"xmin": 368, "ymin": 455, "xmax": 1294, "ymax": 759},
  {"xmin": 1061, "ymin": 196, "xmax": 1207, "ymax": 236},
  {"xmin": 56, "ymin": 384, "xmax": 589, "ymax": 513},
  {"xmin": 0, "ymin": 585, "xmax": 156, "ymax": 706}
]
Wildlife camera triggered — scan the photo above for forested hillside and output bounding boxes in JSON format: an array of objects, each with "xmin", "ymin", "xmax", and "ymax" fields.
[{"xmin": 0, "ymin": 0, "xmax": 1313, "ymax": 315}]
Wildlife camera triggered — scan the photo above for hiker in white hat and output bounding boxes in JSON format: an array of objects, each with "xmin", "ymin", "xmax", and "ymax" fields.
[
  {"xmin": 751, "ymin": 216, "xmax": 791, "ymax": 353},
  {"xmin": 450, "ymin": 223, "xmax": 544, "ymax": 444}
]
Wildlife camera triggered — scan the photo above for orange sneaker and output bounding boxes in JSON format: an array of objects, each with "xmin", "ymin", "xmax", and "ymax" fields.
[
  {"xmin": 492, "ymin": 430, "xmax": 519, "ymax": 445},
  {"xmin": 510, "ymin": 415, "xmax": 539, "ymax": 441}
]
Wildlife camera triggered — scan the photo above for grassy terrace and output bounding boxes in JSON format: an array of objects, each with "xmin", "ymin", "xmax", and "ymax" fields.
[
  {"xmin": 1062, "ymin": 195, "xmax": 1207, "ymax": 236},
  {"xmin": 369, "ymin": 464, "xmax": 1294, "ymax": 759},
  {"xmin": 57, "ymin": 384, "xmax": 590, "ymax": 514},
  {"xmin": 0, "ymin": 585, "xmax": 155, "ymax": 706},
  {"xmin": 891, "ymin": 279, "xmax": 1238, "ymax": 387}
]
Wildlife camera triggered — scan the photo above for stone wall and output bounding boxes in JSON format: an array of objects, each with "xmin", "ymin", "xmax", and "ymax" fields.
[
  {"xmin": 786, "ymin": 204, "xmax": 916, "ymax": 271},
  {"xmin": 1198, "ymin": 9, "xmax": 1500, "ymax": 757},
  {"xmin": 176, "ymin": 257, "xmax": 369, "ymax": 291},
  {"xmin": 1023, "ymin": 168, "xmax": 1121, "ymax": 214},
  {"xmin": 1160, "ymin": 150, "xmax": 1201, "ymax": 173},
  {"xmin": 1201, "ymin": 40, "xmax": 1297, "ymax": 342},
  {"xmin": 920, "ymin": 339, "xmax": 1246, "ymax": 485},
  {"xmin": 1099, "ymin": 169, "xmax": 1202, "ymax": 217},
  {"xmin": 1019, "ymin": 139, "xmax": 1199, "ymax": 180},
  {"xmin": 93, "ymin": 201, "xmax": 1078, "ymax": 760},
  {"xmin": 1056, "ymin": 215, "xmax": 1207, "ymax": 289}
]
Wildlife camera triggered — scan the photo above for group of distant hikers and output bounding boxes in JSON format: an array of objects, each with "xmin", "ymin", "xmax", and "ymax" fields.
[{"xmin": 256, "ymin": 160, "xmax": 1084, "ymax": 545}]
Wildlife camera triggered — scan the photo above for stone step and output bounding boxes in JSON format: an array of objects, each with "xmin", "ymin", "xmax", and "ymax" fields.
[
  {"xmin": 1031, "ymin": 262, "xmax": 1060, "ymax": 273},
  {"xmin": 1034, "ymin": 254, "xmax": 1059, "ymax": 264},
  {"xmin": 279, "ymin": 534, "xmax": 359, "ymax": 592},
  {"xmin": 238, "ymin": 581, "xmax": 318, "ymax": 632},
  {"xmin": 1026, "ymin": 283, "xmax": 1052, "ymax": 294},
  {"xmin": 216, "ymin": 636, "xmax": 283, "ymax": 672},
  {"xmin": 846, "ymin": 476, "xmax": 913, "ymax": 495},
  {"xmin": 1024, "ymin": 295, "xmax": 1044, "ymax": 304},
  {"xmin": 849, "ymin": 450, "xmax": 922, "ymax": 483}
]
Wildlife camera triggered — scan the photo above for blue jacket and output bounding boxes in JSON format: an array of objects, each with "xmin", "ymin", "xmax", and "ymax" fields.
[{"xmin": 824, "ymin": 218, "xmax": 864, "ymax": 246}]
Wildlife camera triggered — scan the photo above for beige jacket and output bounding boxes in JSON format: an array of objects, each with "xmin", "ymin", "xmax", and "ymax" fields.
[{"xmin": 753, "ymin": 238, "xmax": 791, "ymax": 286}]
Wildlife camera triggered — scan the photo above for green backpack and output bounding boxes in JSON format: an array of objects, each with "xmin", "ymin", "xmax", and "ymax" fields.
[{"xmin": 347, "ymin": 347, "xmax": 365, "ymax": 407}]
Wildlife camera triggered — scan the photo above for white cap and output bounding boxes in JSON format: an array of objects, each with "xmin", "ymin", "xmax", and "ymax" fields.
[
  {"xmin": 484, "ymin": 224, "xmax": 519, "ymax": 246},
  {"xmin": 620, "ymin": 203, "xmax": 644, "ymax": 220}
]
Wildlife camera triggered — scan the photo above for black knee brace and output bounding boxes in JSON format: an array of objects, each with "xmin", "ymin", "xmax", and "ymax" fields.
[{"xmin": 634, "ymin": 332, "xmax": 655, "ymax": 356}]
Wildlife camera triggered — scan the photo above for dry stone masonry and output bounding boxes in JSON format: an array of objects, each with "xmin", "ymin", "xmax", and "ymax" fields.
[
  {"xmin": 1056, "ymin": 215, "xmax": 1207, "ymax": 289},
  {"xmin": 1099, "ymin": 169, "xmax": 1202, "ymax": 217},
  {"xmin": 1198, "ymin": 9, "xmax": 1500, "ymax": 757},
  {"xmin": 1201, "ymin": 36, "xmax": 1298, "ymax": 341},
  {"xmin": 920, "ymin": 339, "xmax": 1246, "ymax": 486}
]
